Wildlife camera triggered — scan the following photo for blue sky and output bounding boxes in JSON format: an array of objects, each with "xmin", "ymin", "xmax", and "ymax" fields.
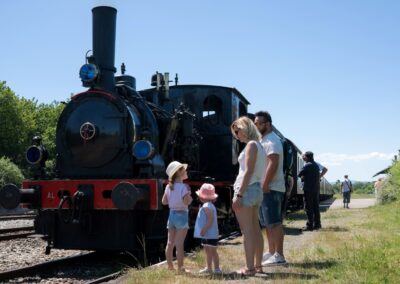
[{"xmin": 1, "ymin": 1, "xmax": 399, "ymax": 182}]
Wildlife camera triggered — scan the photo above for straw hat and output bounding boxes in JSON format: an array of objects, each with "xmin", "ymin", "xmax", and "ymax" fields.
[
  {"xmin": 196, "ymin": 183, "xmax": 218, "ymax": 200},
  {"xmin": 166, "ymin": 161, "xmax": 188, "ymax": 179}
]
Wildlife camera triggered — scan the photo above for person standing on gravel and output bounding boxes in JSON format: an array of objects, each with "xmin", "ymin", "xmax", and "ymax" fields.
[
  {"xmin": 298, "ymin": 151, "xmax": 321, "ymax": 231},
  {"xmin": 341, "ymin": 175, "xmax": 352, "ymax": 208}
]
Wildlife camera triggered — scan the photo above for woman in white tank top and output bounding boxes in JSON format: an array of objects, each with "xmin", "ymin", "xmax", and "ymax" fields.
[{"xmin": 231, "ymin": 116, "xmax": 266, "ymax": 275}]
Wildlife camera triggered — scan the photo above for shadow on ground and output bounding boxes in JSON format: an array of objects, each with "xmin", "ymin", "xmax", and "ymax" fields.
[
  {"xmin": 284, "ymin": 225, "xmax": 348, "ymax": 235},
  {"xmin": 218, "ymin": 241, "xmax": 242, "ymax": 246},
  {"xmin": 186, "ymin": 270, "xmax": 318, "ymax": 281},
  {"xmin": 284, "ymin": 227, "xmax": 303, "ymax": 236},
  {"xmin": 289, "ymin": 260, "xmax": 337, "ymax": 269},
  {"xmin": 318, "ymin": 226, "xmax": 348, "ymax": 232}
]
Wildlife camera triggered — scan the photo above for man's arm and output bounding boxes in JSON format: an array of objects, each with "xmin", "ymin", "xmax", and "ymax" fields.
[
  {"xmin": 320, "ymin": 166, "xmax": 328, "ymax": 178},
  {"xmin": 262, "ymin": 153, "xmax": 279, "ymax": 192}
]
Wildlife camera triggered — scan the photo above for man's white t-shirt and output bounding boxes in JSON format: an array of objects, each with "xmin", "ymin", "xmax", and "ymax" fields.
[
  {"xmin": 316, "ymin": 162, "xmax": 324, "ymax": 172},
  {"xmin": 260, "ymin": 132, "xmax": 285, "ymax": 193}
]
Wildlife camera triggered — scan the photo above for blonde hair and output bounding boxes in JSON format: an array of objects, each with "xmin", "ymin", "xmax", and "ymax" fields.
[
  {"xmin": 168, "ymin": 167, "xmax": 183, "ymax": 190},
  {"xmin": 231, "ymin": 116, "xmax": 261, "ymax": 141}
]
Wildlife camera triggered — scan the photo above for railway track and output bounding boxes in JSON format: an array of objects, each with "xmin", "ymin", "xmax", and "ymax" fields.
[
  {"xmin": 0, "ymin": 227, "xmax": 241, "ymax": 283},
  {"xmin": 0, "ymin": 252, "xmax": 98, "ymax": 283},
  {"xmin": 0, "ymin": 225, "xmax": 35, "ymax": 241},
  {"xmin": 0, "ymin": 214, "xmax": 36, "ymax": 221}
]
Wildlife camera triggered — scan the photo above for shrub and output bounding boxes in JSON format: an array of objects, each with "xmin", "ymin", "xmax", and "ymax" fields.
[
  {"xmin": 378, "ymin": 161, "xmax": 400, "ymax": 204},
  {"xmin": 0, "ymin": 156, "xmax": 24, "ymax": 188}
]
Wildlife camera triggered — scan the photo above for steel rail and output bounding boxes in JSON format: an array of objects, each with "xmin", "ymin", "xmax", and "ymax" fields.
[{"xmin": 0, "ymin": 252, "xmax": 97, "ymax": 282}]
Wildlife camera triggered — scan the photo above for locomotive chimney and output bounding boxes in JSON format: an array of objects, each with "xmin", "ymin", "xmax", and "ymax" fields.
[{"xmin": 92, "ymin": 6, "xmax": 117, "ymax": 93}]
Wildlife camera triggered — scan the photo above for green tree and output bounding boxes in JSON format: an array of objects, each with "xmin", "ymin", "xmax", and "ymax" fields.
[
  {"xmin": 0, "ymin": 156, "xmax": 24, "ymax": 188},
  {"xmin": 353, "ymin": 181, "xmax": 374, "ymax": 194},
  {"xmin": 34, "ymin": 101, "xmax": 64, "ymax": 159},
  {"xmin": 0, "ymin": 81, "xmax": 64, "ymax": 174},
  {"xmin": 332, "ymin": 179, "xmax": 341, "ymax": 193},
  {"xmin": 378, "ymin": 160, "xmax": 400, "ymax": 204},
  {"xmin": 0, "ymin": 81, "xmax": 26, "ymax": 163}
]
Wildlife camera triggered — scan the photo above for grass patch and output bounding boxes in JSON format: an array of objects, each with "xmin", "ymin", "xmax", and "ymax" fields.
[
  {"xmin": 291, "ymin": 200, "xmax": 400, "ymax": 283},
  {"xmin": 125, "ymin": 200, "xmax": 399, "ymax": 283}
]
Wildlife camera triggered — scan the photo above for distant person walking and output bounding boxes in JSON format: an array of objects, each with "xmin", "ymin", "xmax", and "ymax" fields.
[
  {"xmin": 341, "ymin": 175, "xmax": 352, "ymax": 208},
  {"xmin": 254, "ymin": 111, "xmax": 287, "ymax": 266},
  {"xmin": 298, "ymin": 151, "xmax": 321, "ymax": 231},
  {"xmin": 374, "ymin": 178, "xmax": 383, "ymax": 197}
]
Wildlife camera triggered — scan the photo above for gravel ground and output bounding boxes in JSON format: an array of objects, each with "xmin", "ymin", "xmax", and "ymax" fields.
[
  {"xmin": 0, "ymin": 219, "xmax": 34, "ymax": 229},
  {"xmin": 0, "ymin": 236, "xmax": 86, "ymax": 273},
  {"xmin": 0, "ymin": 212, "xmax": 86, "ymax": 274},
  {"xmin": 0, "ymin": 218, "xmax": 131, "ymax": 283}
]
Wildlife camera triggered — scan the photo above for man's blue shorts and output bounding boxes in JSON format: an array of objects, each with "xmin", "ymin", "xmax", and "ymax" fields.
[
  {"xmin": 167, "ymin": 210, "xmax": 189, "ymax": 229},
  {"xmin": 259, "ymin": 190, "xmax": 284, "ymax": 228}
]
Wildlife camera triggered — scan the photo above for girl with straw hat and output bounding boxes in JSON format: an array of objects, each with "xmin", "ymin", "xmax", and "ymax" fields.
[{"xmin": 162, "ymin": 161, "xmax": 193, "ymax": 272}]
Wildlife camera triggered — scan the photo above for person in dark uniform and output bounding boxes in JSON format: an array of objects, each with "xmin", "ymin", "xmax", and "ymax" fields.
[{"xmin": 298, "ymin": 151, "xmax": 321, "ymax": 231}]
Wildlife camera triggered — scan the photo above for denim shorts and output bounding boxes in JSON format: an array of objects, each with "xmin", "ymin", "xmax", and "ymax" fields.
[
  {"xmin": 259, "ymin": 190, "xmax": 284, "ymax": 228},
  {"xmin": 167, "ymin": 210, "xmax": 189, "ymax": 229},
  {"xmin": 235, "ymin": 182, "xmax": 263, "ymax": 208}
]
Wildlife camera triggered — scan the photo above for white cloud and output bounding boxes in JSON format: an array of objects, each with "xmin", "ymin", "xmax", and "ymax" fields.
[{"xmin": 315, "ymin": 152, "xmax": 396, "ymax": 167}]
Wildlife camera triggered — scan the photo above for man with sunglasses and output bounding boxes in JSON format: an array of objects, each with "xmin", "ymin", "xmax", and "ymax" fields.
[{"xmin": 254, "ymin": 111, "xmax": 287, "ymax": 266}]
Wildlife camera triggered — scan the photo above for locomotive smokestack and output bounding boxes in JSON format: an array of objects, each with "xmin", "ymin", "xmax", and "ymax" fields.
[{"xmin": 92, "ymin": 6, "xmax": 117, "ymax": 93}]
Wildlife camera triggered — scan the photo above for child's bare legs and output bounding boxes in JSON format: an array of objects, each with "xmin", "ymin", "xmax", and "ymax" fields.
[
  {"xmin": 175, "ymin": 229, "xmax": 188, "ymax": 270},
  {"xmin": 204, "ymin": 246, "xmax": 213, "ymax": 269},
  {"xmin": 165, "ymin": 229, "xmax": 176, "ymax": 270},
  {"xmin": 210, "ymin": 246, "xmax": 220, "ymax": 270}
]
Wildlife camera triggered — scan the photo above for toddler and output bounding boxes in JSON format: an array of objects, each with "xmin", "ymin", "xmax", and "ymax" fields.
[{"xmin": 194, "ymin": 183, "xmax": 221, "ymax": 274}]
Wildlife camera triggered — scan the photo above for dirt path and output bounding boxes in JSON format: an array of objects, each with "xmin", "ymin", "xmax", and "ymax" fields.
[{"xmin": 326, "ymin": 197, "xmax": 376, "ymax": 209}]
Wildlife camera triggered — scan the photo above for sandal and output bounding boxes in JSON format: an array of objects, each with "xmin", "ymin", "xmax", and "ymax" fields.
[
  {"xmin": 255, "ymin": 266, "xmax": 263, "ymax": 273},
  {"xmin": 178, "ymin": 267, "xmax": 190, "ymax": 273},
  {"xmin": 237, "ymin": 267, "xmax": 256, "ymax": 276}
]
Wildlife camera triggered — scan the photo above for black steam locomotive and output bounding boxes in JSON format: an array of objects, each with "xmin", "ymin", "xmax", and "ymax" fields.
[
  {"xmin": 0, "ymin": 6, "xmax": 332, "ymax": 254},
  {"xmin": 0, "ymin": 6, "xmax": 247, "ymax": 253}
]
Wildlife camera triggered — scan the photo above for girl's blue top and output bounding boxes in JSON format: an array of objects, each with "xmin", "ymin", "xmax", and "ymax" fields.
[{"xmin": 194, "ymin": 202, "xmax": 219, "ymax": 239}]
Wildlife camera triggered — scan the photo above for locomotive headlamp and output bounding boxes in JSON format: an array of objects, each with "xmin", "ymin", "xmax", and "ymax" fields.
[
  {"xmin": 79, "ymin": 63, "xmax": 99, "ymax": 83},
  {"xmin": 132, "ymin": 140, "xmax": 154, "ymax": 160},
  {"xmin": 26, "ymin": 145, "xmax": 43, "ymax": 165}
]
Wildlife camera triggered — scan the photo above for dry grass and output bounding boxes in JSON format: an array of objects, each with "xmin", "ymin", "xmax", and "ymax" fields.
[{"xmin": 124, "ymin": 199, "xmax": 399, "ymax": 283}]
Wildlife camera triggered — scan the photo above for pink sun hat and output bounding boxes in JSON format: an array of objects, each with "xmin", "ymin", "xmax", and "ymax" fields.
[{"xmin": 196, "ymin": 183, "xmax": 218, "ymax": 200}]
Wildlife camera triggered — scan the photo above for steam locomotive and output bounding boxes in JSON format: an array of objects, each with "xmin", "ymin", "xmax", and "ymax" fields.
[{"xmin": 0, "ymin": 6, "xmax": 332, "ymax": 254}]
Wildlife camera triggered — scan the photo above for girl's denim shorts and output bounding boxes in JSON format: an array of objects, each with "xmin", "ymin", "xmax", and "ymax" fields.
[{"xmin": 167, "ymin": 210, "xmax": 189, "ymax": 229}]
